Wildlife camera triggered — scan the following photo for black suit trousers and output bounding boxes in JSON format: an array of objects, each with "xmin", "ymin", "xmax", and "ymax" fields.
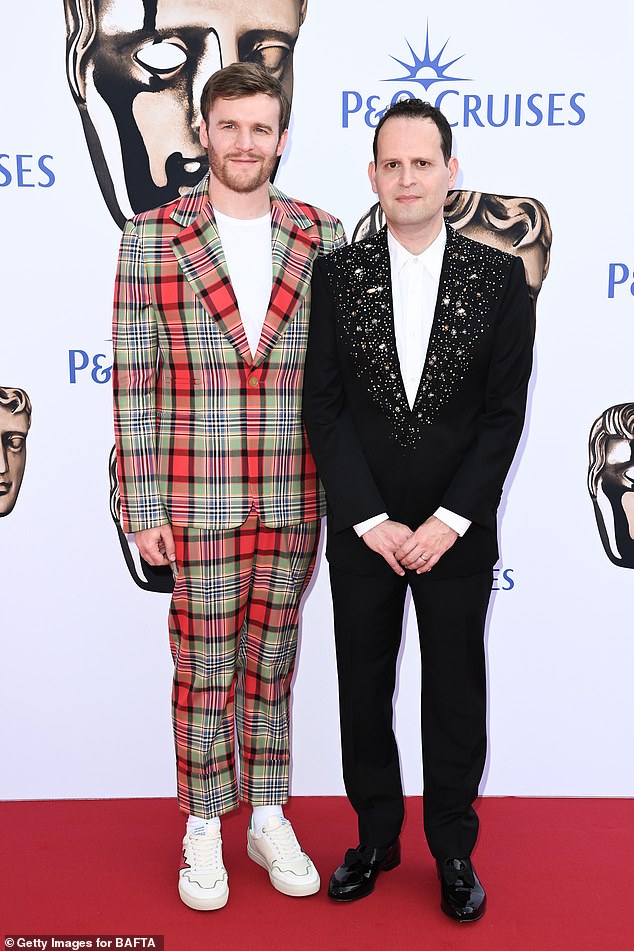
[{"xmin": 329, "ymin": 562, "xmax": 492, "ymax": 860}]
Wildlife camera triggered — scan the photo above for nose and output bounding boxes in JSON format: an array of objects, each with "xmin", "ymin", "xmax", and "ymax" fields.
[
  {"xmin": 399, "ymin": 165, "xmax": 415, "ymax": 187},
  {"xmin": 0, "ymin": 442, "xmax": 8, "ymax": 476},
  {"xmin": 235, "ymin": 127, "xmax": 255, "ymax": 151}
]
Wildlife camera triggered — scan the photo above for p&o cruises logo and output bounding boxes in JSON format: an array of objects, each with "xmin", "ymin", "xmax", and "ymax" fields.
[{"xmin": 342, "ymin": 23, "xmax": 585, "ymax": 129}]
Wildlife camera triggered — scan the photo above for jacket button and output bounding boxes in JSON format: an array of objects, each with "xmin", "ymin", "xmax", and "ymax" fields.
[{"xmin": 248, "ymin": 376, "xmax": 259, "ymax": 387}]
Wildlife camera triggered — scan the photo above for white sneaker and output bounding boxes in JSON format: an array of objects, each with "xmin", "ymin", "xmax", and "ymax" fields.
[
  {"xmin": 247, "ymin": 816, "xmax": 320, "ymax": 897},
  {"xmin": 178, "ymin": 822, "xmax": 229, "ymax": 911}
]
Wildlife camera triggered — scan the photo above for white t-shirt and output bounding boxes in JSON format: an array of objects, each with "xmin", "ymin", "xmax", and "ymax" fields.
[{"xmin": 214, "ymin": 208, "xmax": 272, "ymax": 358}]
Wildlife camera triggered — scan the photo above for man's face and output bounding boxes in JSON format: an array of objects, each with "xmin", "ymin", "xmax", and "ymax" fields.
[
  {"xmin": 0, "ymin": 406, "xmax": 29, "ymax": 517},
  {"xmin": 200, "ymin": 93, "xmax": 287, "ymax": 195},
  {"xmin": 67, "ymin": 0, "xmax": 304, "ymax": 222},
  {"xmin": 369, "ymin": 117, "xmax": 458, "ymax": 241}
]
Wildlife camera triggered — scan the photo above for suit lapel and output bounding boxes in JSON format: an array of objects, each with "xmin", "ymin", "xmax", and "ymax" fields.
[
  {"xmin": 252, "ymin": 190, "xmax": 320, "ymax": 366},
  {"xmin": 170, "ymin": 179, "xmax": 319, "ymax": 366},
  {"xmin": 411, "ymin": 225, "xmax": 494, "ymax": 422},
  {"xmin": 336, "ymin": 225, "xmax": 499, "ymax": 446},
  {"xmin": 170, "ymin": 183, "xmax": 252, "ymax": 364},
  {"xmin": 334, "ymin": 228, "xmax": 413, "ymax": 436}
]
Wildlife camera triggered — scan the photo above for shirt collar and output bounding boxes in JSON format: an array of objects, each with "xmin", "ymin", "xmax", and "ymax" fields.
[{"xmin": 387, "ymin": 223, "xmax": 447, "ymax": 282}]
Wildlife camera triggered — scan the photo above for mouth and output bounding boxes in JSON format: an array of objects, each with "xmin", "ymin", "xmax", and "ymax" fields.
[{"xmin": 0, "ymin": 482, "xmax": 11, "ymax": 495}]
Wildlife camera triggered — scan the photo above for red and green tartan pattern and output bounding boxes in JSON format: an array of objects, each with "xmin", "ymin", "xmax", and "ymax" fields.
[
  {"xmin": 169, "ymin": 514, "xmax": 320, "ymax": 817},
  {"xmin": 112, "ymin": 175, "xmax": 346, "ymax": 533}
]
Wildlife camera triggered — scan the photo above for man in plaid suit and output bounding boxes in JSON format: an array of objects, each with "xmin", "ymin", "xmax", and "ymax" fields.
[{"xmin": 112, "ymin": 63, "xmax": 344, "ymax": 911}]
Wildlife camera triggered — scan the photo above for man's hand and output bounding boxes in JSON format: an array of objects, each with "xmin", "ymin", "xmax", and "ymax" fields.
[
  {"xmin": 394, "ymin": 516, "xmax": 458, "ymax": 573},
  {"xmin": 134, "ymin": 524, "xmax": 176, "ymax": 567},
  {"xmin": 361, "ymin": 519, "xmax": 414, "ymax": 575}
]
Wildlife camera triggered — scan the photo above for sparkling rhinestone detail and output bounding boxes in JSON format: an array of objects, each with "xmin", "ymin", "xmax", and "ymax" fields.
[{"xmin": 322, "ymin": 226, "xmax": 514, "ymax": 447}]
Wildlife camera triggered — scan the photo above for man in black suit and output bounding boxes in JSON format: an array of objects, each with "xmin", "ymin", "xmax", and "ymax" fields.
[{"xmin": 303, "ymin": 98, "xmax": 533, "ymax": 922}]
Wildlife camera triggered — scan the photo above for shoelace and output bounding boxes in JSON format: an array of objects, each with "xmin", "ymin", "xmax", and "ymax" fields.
[
  {"xmin": 264, "ymin": 821, "xmax": 303, "ymax": 861},
  {"xmin": 188, "ymin": 829, "xmax": 224, "ymax": 871}
]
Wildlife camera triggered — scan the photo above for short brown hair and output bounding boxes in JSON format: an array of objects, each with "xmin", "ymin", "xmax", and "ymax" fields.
[
  {"xmin": 200, "ymin": 63, "xmax": 291, "ymax": 136},
  {"xmin": 373, "ymin": 98, "xmax": 453, "ymax": 165}
]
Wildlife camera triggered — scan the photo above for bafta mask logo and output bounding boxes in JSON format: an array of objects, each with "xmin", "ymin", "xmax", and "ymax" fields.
[
  {"xmin": 64, "ymin": 0, "xmax": 307, "ymax": 227},
  {"xmin": 588, "ymin": 403, "xmax": 634, "ymax": 569},
  {"xmin": 353, "ymin": 191, "xmax": 552, "ymax": 316},
  {"xmin": 0, "ymin": 387, "xmax": 32, "ymax": 518}
]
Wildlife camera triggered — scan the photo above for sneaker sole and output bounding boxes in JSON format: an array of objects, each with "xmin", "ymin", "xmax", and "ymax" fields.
[
  {"xmin": 247, "ymin": 842, "xmax": 320, "ymax": 897},
  {"xmin": 178, "ymin": 881, "xmax": 229, "ymax": 911}
]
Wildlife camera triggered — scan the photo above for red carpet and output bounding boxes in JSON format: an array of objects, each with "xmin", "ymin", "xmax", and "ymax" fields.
[{"xmin": 2, "ymin": 797, "xmax": 632, "ymax": 951}]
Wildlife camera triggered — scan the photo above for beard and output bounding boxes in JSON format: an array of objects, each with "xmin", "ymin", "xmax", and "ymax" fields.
[{"xmin": 209, "ymin": 147, "xmax": 278, "ymax": 194}]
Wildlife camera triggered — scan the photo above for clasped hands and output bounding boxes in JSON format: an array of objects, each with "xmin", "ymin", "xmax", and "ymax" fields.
[
  {"xmin": 361, "ymin": 516, "xmax": 458, "ymax": 576},
  {"xmin": 134, "ymin": 517, "xmax": 457, "ymax": 577}
]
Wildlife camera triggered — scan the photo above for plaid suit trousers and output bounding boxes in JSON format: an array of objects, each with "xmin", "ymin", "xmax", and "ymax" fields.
[{"xmin": 168, "ymin": 512, "xmax": 320, "ymax": 817}]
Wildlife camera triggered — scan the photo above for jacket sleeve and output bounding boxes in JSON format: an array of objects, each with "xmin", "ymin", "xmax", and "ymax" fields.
[
  {"xmin": 439, "ymin": 254, "xmax": 534, "ymax": 525},
  {"xmin": 331, "ymin": 220, "xmax": 347, "ymax": 253},
  {"xmin": 311, "ymin": 215, "xmax": 347, "ymax": 256},
  {"xmin": 112, "ymin": 219, "xmax": 169, "ymax": 533},
  {"xmin": 303, "ymin": 256, "xmax": 387, "ymax": 532}
]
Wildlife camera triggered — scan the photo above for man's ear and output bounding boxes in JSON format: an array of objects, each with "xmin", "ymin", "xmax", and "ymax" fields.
[
  {"xmin": 199, "ymin": 119, "xmax": 209, "ymax": 150},
  {"xmin": 368, "ymin": 161, "xmax": 378, "ymax": 195},
  {"xmin": 276, "ymin": 128, "xmax": 289, "ymax": 157},
  {"xmin": 447, "ymin": 156, "xmax": 459, "ymax": 189},
  {"xmin": 64, "ymin": 0, "xmax": 96, "ymax": 102}
]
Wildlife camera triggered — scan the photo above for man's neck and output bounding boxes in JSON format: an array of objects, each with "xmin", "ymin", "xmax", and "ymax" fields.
[
  {"xmin": 387, "ymin": 216, "xmax": 444, "ymax": 255},
  {"xmin": 209, "ymin": 178, "xmax": 271, "ymax": 220}
]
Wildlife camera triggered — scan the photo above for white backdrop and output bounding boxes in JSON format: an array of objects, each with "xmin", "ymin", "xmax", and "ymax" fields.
[{"xmin": 2, "ymin": 1, "xmax": 633, "ymax": 801}]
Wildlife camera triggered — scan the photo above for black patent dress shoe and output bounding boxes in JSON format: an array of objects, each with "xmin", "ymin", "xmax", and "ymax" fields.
[
  {"xmin": 328, "ymin": 841, "xmax": 401, "ymax": 901},
  {"xmin": 437, "ymin": 857, "xmax": 487, "ymax": 922}
]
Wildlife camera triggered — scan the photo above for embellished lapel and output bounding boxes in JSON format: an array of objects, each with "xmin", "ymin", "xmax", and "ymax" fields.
[
  {"xmin": 336, "ymin": 227, "xmax": 411, "ymax": 422},
  {"xmin": 252, "ymin": 185, "xmax": 320, "ymax": 367},
  {"xmin": 411, "ymin": 225, "xmax": 496, "ymax": 423},
  {"xmin": 331, "ymin": 224, "xmax": 509, "ymax": 447},
  {"xmin": 170, "ymin": 176, "xmax": 252, "ymax": 364}
]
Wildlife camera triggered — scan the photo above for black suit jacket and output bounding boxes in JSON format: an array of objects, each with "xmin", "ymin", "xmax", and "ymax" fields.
[{"xmin": 303, "ymin": 224, "xmax": 534, "ymax": 579}]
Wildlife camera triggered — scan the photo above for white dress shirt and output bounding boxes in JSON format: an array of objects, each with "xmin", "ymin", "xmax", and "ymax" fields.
[{"xmin": 354, "ymin": 225, "xmax": 471, "ymax": 539}]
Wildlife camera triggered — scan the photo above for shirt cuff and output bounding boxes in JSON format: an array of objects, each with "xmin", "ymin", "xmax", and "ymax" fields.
[
  {"xmin": 354, "ymin": 513, "xmax": 389, "ymax": 537},
  {"xmin": 434, "ymin": 507, "xmax": 471, "ymax": 537}
]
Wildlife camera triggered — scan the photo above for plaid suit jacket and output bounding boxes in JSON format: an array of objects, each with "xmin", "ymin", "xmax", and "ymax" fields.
[{"xmin": 113, "ymin": 174, "xmax": 345, "ymax": 533}]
